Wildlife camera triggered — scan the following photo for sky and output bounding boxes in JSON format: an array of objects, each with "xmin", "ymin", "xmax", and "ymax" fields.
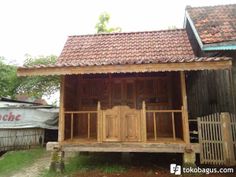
[{"xmin": 0, "ymin": 0, "xmax": 236, "ymax": 65}]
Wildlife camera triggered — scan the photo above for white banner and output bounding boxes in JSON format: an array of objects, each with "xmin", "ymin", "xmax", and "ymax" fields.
[{"xmin": 0, "ymin": 108, "xmax": 58, "ymax": 129}]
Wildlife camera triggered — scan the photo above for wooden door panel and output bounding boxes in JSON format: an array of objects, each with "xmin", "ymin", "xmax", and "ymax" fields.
[
  {"xmin": 121, "ymin": 106, "xmax": 141, "ymax": 142},
  {"xmin": 102, "ymin": 106, "xmax": 120, "ymax": 142},
  {"xmin": 105, "ymin": 115, "xmax": 119, "ymax": 140}
]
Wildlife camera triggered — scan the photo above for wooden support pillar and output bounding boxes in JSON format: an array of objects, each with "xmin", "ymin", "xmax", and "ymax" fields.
[
  {"xmin": 121, "ymin": 152, "xmax": 131, "ymax": 164},
  {"xmin": 183, "ymin": 152, "xmax": 196, "ymax": 166},
  {"xmin": 58, "ymin": 76, "xmax": 65, "ymax": 143},
  {"xmin": 50, "ymin": 147, "xmax": 65, "ymax": 173},
  {"xmin": 180, "ymin": 71, "xmax": 190, "ymax": 144},
  {"xmin": 220, "ymin": 112, "xmax": 235, "ymax": 166},
  {"xmin": 142, "ymin": 101, "xmax": 147, "ymax": 142}
]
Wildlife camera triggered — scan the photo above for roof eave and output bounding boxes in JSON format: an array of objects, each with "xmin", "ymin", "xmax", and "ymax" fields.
[
  {"xmin": 17, "ymin": 61, "xmax": 232, "ymax": 77},
  {"xmin": 202, "ymin": 41, "xmax": 236, "ymax": 51}
]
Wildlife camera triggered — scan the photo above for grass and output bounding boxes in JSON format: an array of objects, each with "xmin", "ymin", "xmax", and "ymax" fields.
[
  {"xmin": 41, "ymin": 153, "xmax": 127, "ymax": 177},
  {"xmin": 0, "ymin": 147, "xmax": 45, "ymax": 177}
]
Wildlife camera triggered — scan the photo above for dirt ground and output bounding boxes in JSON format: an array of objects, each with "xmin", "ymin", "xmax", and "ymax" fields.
[
  {"xmin": 7, "ymin": 151, "xmax": 236, "ymax": 177},
  {"xmin": 73, "ymin": 153, "xmax": 235, "ymax": 177},
  {"xmin": 74, "ymin": 170, "xmax": 236, "ymax": 177},
  {"xmin": 10, "ymin": 151, "xmax": 51, "ymax": 177}
]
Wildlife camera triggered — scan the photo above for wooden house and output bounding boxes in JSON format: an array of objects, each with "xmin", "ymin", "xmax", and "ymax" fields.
[
  {"xmin": 185, "ymin": 4, "xmax": 236, "ymax": 118},
  {"xmin": 17, "ymin": 29, "xmax": 232, "ymax": 164},
  {"xmin": 184, "ymin": 4, "xmax": 236, "ymax": 165}
]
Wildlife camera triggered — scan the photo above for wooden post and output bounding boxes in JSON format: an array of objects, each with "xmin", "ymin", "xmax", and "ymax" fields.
[
  {"xmin": 220, "ymin": 112, "xmax": 235, "ymax": 166},
  {"xmin": 180, "ymin": 71, "xmax": 190, "ymax": 144},
  {"xmin": 58, "ymin": 76, "xmax": 65, "ymax": 143},
  {"xmin": 97, "ymin": 101, "xmax": 102, "ymax": 142},
  {"xmin": 142, "ymin": 101, "xmax": 147, "ymax": 142}
]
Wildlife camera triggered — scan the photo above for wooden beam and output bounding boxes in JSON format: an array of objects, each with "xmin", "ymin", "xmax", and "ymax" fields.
[
  {"xmin": 17, "ymin": 60, "xmax": 232, "ymax": 76},
  {"xmin": 58, "ymin": 76, "xmax": 65, "ymax": 143},
  {"xmin": 59, "ymin": 142, "xmax": 200, "ymax": 153},
  {"xmin": 180, "ymin": 71, "xmax": 190, "ymax": 144}
]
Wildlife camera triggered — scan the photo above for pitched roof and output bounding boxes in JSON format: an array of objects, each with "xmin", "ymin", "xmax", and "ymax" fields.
[
  {"xmin": 17, "ymin": 29, "xmax": 232, "ymax": 76},
  {"xmin": 55, "ymin": 29, "xmax": 195, "ymax": 66},
  {"xmin": 186, "ymin": 4, "xmax": 236, "ymax": 44}
]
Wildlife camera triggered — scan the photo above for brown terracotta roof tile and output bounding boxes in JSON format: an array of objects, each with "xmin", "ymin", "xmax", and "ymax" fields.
[
  {"xmin": 19, "ymin": 29, "xmax": 232, "ymax": 71},
  {"xmin": 19, "ymin": 56, "xmax": 232, "ymax": 69},
  {"xmin": 55, "ymin": 29, "xmax": 195, "ymax": 66},
  {"xmin": 187, "ymin": 4, "xmax": 236, "ymax": 44}
]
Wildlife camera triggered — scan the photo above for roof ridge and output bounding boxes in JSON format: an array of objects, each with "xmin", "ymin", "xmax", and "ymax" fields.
[
  {"xmin": 186, "ymin": 3, "xmax": 236, "ymax": 10},
  {"xmin": 68, "ymin": 28, "xmax": 186, "ymax": 38}
]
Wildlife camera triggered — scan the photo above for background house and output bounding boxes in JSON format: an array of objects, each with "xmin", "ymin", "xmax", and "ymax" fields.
[
  {"xmin": 0, "ymin": 97, "xmax": 58, "ymax": 151},
  {"xmin": 185, "ymin": 4, "xmax": 236, "ymax": 118},
  {"xmin": 184, "ymin": 4, "xmax": 236, "ymax": 165}
]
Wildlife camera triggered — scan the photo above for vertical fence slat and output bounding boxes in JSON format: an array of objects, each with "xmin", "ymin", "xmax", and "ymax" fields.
[
  {"xmin": 88, "ymin": 113, "xmax": 90, "ymax": 139},
  {"xmin": 198, "ymin": 112, "xmax": 236, "ymax": 165},
  {"xmin": 172, "ymin": 112, "xmax": 176, "ymax": 140},
  {"xmin": 153, "ymin": 113, "xmax": 157, "ymax": 141},
  {"xmin": 71, "ymin": 113, "xmax": 74, "ymax": 140}
]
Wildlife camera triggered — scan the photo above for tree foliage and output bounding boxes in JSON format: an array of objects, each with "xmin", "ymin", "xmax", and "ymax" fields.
[
  {"xmin": 95, "ymin": 12, "xmax": 121, "ymax": 33},
  {"xmin": 0, "ymin": 57, "xmax": 19, "ymax": 98},
  {"xmin": 0, "ymin": 55, "xmax": 60, "ymax": 99},
  {"xmin": 17, "ymin": 55, "xmax": 60, "ymax": 99}
]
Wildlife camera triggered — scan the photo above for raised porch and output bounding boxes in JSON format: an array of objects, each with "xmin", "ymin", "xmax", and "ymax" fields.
[{"xmin": 58, "ymin": 71, "xmax": 191, "ymax": 152}]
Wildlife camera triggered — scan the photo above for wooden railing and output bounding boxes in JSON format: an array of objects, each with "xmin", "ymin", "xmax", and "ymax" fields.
[
  {"xmin": 63, "ymin": 101, "xmax": 183, "ymax": 142},
  {"xmin": 64, "ymin": 111, "xmax": 98, "ymax": 140},
  {"xmin": 144, "ymin": 101, "xmax": 183, "ymax": 141},
  {"xmin": 63, "ymin": 102, "xmax": 101, "ymax": 141}
]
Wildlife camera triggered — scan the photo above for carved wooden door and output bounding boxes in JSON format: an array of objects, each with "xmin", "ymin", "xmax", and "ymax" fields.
[
  {"xmin": 102, "ymin": 106, "xmax": 120, "ymax": 142},
  {"xmin": 120, "ymin": 106, "xmax": 141, "ymax": 142},
  {"xmin": 102, "ymin": 106, "xmax": 141, "ymax": 142}
]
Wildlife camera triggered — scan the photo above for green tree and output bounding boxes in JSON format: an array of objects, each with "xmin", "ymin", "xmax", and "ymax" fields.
[
  {"xmin": 16, "ymin": 55, "xmax": 60, "ymax": 99},
  {"xmin": 95, "ymin": 12, "xmax": 121, "ymax": 33},
  {"xmin": 0, "ymin": 55, "xmax": 59, "ymax": 99},
  {"xmin": 0, "ymin": 57, "xmax": 19, "ymax": 98}
]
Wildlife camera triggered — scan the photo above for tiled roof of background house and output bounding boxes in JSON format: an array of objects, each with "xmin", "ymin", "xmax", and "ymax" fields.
[
  {"xmin": 54, "ymin": 29, "xmax": 196, "ymax": 66},
  {"xmin": 186, "ymin": 4, "xmax": 236, "ymax": 44}
]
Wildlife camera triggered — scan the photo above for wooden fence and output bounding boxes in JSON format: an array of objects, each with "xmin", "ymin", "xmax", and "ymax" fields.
[
  {"xmin": 198, "ymin": 112, "xmax": 236, "ymax": 166},
  {"xmin": 230, "ymin": 113, "xmax": 236, "ymax": 163},
  {"xmin": 0, "ymin": 128, "xmax": 44, "ymax": 151}
]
